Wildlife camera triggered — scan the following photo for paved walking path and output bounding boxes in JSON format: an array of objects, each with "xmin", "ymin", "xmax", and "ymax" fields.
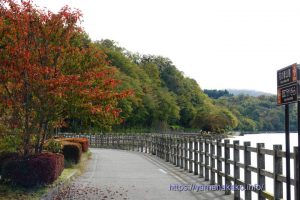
[{"xmin": 54, "ymin": 148, "xmax": 234, "ymax": 200}]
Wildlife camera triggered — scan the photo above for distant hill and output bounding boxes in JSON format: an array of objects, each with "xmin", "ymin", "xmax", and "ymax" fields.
[
  {"xmin": 203, "ymin": 89, "xmax": 233, "ymax": 99},
  {"xmin": 226, "ymin": 89, "xmax": 274, "ymax": 97}
]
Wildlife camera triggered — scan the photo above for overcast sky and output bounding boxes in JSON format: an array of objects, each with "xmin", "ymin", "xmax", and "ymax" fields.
[{"xmin": 34, "ymin": 0, "xmax": 300, "ymax": 94}]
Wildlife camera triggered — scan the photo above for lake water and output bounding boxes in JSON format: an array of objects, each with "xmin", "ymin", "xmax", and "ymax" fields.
[{"xmin": 225, "ymin": 133, "xmax": 299, "ymax": 200}]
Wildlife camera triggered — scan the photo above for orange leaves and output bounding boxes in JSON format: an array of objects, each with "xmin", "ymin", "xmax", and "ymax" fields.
[
  {"xmin": 0, "ymin": 0, "xmax": 84, "ymax": 117},
  {"xmin": 0, "ymin": 0, "xmax": 132, "ymax": 139},
  {"xmin": 104, "ymin": 79, "xmax": 121, "ymax": 88},
  {"xmin": 91, "ymin": 106, "xmax": 102, "ymax": 114},
  {"xmin": 24, "ymin": 50, "xmax": 30, "ymax": 60}
]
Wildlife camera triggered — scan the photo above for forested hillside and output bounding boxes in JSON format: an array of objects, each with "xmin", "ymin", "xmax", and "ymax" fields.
[
  {"xmin": 205, "ymin": 90, "xmax": 295, "ymax": 132},
  {"xmin": 91, "ymin": 40, "xmax": 238, "ymax": 133},
  {"xmin": 66, "ymin": 37, "xmax": 287, "ymax": 133}
]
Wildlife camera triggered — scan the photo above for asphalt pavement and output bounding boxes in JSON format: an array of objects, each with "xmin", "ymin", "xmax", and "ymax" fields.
[{"xmin": 53, "ymin": 148, "xmax": 233, "ymax": 200}]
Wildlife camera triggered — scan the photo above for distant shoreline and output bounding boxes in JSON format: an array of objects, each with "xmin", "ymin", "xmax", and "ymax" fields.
[{"xmin": 238, "ymin": 131, "xmax": 296, "ymax": 135}]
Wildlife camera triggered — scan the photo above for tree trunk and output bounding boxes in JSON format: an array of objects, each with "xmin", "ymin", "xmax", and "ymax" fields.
[
  {"xmin": 34, "ymin": 123, "xmax": 43, "ymax": 154},
  {"xmin": 38, "ymin": 122, "xmax": 48, "ymax": 153},
  {"xmin": 23, "ymin": 71, "xmax": 30, "ymax": 157}
]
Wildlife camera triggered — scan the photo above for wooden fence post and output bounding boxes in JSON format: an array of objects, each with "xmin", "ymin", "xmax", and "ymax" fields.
[
  {"xmin": 162, "ymin": 136, "xmax": 165, "ymax": 160},
  {"xmin": 151, "ymin": 135, "xmax": 153, "ymax": 154},
  {"xmin": 273, "ymin": 145, "xmax": 283, "ymax": 200},
  {"xmin": 205, "ymin": 139, "xmax": 209, "ymax": 181},
  {"xmin": 100, "ymin": 135, "xmax": 106, "ymax": 148},
  {"xmin": 129, "ymin": 135, "xmax": 131, "ymax": 151},
  {"xmin": 244, "ymin": 141, "xmax": 251, "ymax": 200},
  {"xmin": 176, "ymin": 137, "xmax": 180, "ymax": 167},
  {"xmin": 152, "ymin": 135, "xmax": 155, "ymax": 154},
  {"xmin": 141, "ymin": 135, "xmax": 144, "ymax": 153},
  {"xmin": 144, "ymin": 135, "xmax": 147, "ymax": 153},
  {"xmin": 117, "ymin": 135, "xmax": 119, "ymax": 149},
  {"xmin": 145, "ymin": 135, "xmax": 148, "ymax": 153},
  {"xmin": 257, "ymin": 143, "xmax": 265, "ymax": 200},
  {"xmin": 132, "ymin": 136, "xmax": 135, "ymax": 151},
  {"xmin": 157, "ymin": 135, "xmax": 160, "ymax": 156},
  {"xmin": 149, "ymin": 135, "xmax": 152, "ymax": 154},
  {"xmin": 117, "ymin": 135, "xmax": 120, "ymax": 149},
  {"xmin": 165, "ymin": 136, "xmax": 169, "ymax": 162},
  {"xmin": 107, "ymin": 135, "xmax": 109, "ymax": 148},
  {"xmin": 175, "ymin": 136, "xmax": 178, "ymax": 165},
  {"xmin": 123, "ymin": 134, "xmax": 126, "ymax": 150},
  {"xmin": 128, "ymin": 135, "xmax": 130, "ymax": 151},
  {"xmin": 163, "ymin": 136, "xmax": 166, "ymax": 160},
  {"xmin": 194, "ymin": 137, "xmax": 198, "ymax": 175},
  {"xmin": 180, "ymin": 137, "xmax": 184, "ymax": 169},
  {"xmin": 173, "ymin": 137, "xmax": 177, "ymax": 165},
  {"xmin": 170, "ymin": 136, "xmax": 174, "ymax": 163},
  {"xmin": 170, "ymin": 136, "xmax": 172, "ymax": 162},
  {"xmin": 158, "ymin": 136, "xmax": 161, "ymax": 158},
  {"xmin": 112, "ymin": 135, "xmax": 115, "ymax": 148},
  {"xmin": 119, "ymin": 135, "xmax": 122, "ymax": 149},
  {"xmin": 217, "ymin": 139, "xmax": 222, "ymax": 186},
  {"xmin": 189, "ymin": 138, "xmax": 193, "ymax": 173},
  {"xmin": 94, "ymin": 135, "xmax": 97, "ymax": 148},
  {"xmin": 233, "ymin": 140, "xmax": 240, "ymax": 200},
  {"xmin": 127, "ymin": 135, "xmax": 129, "ymax": 150},
  {"xmin": 210, "ymin": 140, "xmax": 215, "ymax": 185},
  {"xmin": 224, "ymin": 139, "xmax": 231, "ymax": 195},
  {"xmin": 199, "ymin": 138, "xmax": 204, "ymax": 178},
  {"xmin": 294, "ymin": 147, "xmax": 299, "ymax": 200},
  {"xmin": 123, "ymin": 135, "xmax": 126, "ymax": 150},
  {"xmin": 138, "ymin": 135, "xmax": 140, "ymax": 152},
  {"xmin": 100, "ymin": 135, "xmax": 103, "ymax": 148},
  {"xmin": 155, "ymin": 135, "xmax": 158, "ymax": 156},
  {"xmin": 184, "ymin": 137, "xmax": 188, "ymax": 171}
]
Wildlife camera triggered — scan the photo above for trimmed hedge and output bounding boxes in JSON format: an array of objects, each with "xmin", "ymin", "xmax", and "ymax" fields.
[
  {"xmin": 60, "ymin": 138, "xmax": 89, "ymax": 152},
  {"xmin": 0, "ymin": 152, "xmax": 19, "ymax": 167},
  {"xmin": 0, "ymin": 151, "xmax": 19, "ymax": 176},
  {"xmin": 61, "ymin": 141, "xmax": 82, "ymax": 164},
  {"xmin": 2, "ymin": 152, "xmax": 64, "ymax": 187}
]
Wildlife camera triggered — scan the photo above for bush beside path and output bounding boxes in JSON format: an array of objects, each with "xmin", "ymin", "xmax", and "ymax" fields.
[{"xmin": 0, "ymin": 137, "xmax": 91, "ymax": 200}]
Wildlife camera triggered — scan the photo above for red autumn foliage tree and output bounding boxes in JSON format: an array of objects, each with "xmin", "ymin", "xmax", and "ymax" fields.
[{"xmin": 0, "ymin": 0, "xmax": 131, "ymax": 156}]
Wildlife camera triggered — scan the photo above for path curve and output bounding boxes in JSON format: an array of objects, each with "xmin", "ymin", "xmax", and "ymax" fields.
[{"xmin": 53, "ymin": 148, "xmax": 233, "ymax": 200}]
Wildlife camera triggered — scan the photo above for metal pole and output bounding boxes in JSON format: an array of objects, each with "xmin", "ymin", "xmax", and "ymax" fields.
[{"xmin": 285, "ymin": 104, "xmax": 291, "ymax": 200}]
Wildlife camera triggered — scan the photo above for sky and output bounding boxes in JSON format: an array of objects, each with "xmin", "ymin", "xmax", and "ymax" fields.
[{"xmin": 33, "ymin": 0, "xmax": 300, "ymax": 94}]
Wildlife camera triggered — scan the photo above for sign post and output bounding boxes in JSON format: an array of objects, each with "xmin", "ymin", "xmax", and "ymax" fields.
[
  {"xmin": 285, "ymin": 104, "xmax": 290, "ymax": 200},
  {"xmin": 277, "ymin": 63, "xmax": 299, "ymax": 200}
]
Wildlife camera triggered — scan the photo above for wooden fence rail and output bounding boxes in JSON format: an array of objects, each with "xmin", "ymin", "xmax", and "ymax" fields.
[{"xmin": 59, "ymin": 133, "xmax": 299, "ymax": 200}]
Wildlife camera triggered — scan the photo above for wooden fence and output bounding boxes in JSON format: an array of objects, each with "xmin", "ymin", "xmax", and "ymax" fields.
[{"xmin": 60, "ymin": 133, "xmax": 299, "ymax": 200}]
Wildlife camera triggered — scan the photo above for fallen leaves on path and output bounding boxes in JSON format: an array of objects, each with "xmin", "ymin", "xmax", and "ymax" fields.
[{"xmin": 53, "ymin": 183, "xmax": 129, "ymax": 200}]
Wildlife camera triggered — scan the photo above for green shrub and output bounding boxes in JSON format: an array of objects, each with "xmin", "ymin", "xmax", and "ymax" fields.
[
  {"xmin": 0, "ymin": 135, "xmax": 22, "ymax": 152},
  {"xmin": 44, "ymin": 139, "xmax": 62, "ymax": 153}
]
